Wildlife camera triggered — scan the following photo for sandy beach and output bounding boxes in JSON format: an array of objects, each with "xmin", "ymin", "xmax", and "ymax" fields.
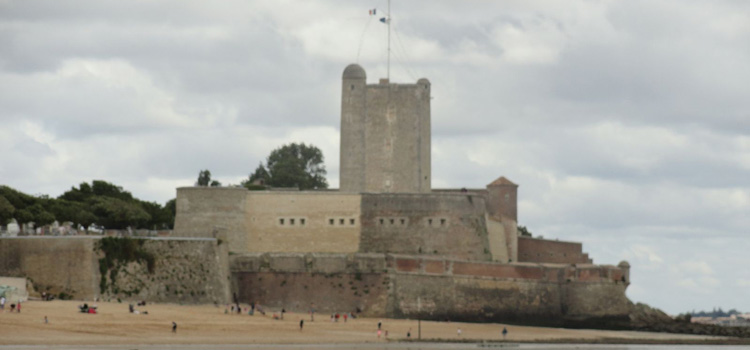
[{"xmin": 0, "ymin": 300, "xmax": 730, "ymax": 346}]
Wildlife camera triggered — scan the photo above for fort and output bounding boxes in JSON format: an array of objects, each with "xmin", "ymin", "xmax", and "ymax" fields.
[{"xmin": 0, "ymin": 64, "xmax": 632, "ymax": 328}]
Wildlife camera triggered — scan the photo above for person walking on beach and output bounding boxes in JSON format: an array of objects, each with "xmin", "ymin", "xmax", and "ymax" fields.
[
  {"xmin": 407, "ymin": 328, "xmax": 411, "ymax": 339},
  {"xmin": 172, "ymin": 321, "xmax": 177, "ymax": 333},
  {"xmin": 1, "ymin": 296, "xmax": 5, "ymax": 311},
  {"xmin": 502, "ymin": 327, "xmax": 508, "ymax": 340},
  {"xmin": 377, "ymin": 320, "xmax": 382, "ymax": 330},
  {"xmin": 299, "ymin": 319, "xmax": 304, "ymax": 331},
  {"xmin": 457, "ymin": 327, "xmax": 462, "ymax": 337}
]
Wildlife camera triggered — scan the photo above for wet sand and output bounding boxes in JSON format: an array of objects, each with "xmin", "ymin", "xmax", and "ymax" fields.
[{"xmin": 0, "ymin": 300, "xmax": 727, "ymax": 346}]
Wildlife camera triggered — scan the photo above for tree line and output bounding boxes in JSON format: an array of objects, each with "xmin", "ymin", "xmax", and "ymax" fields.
[{"xmin": 0, "ymin": 181, "xmax": 175, "ymax": 232}]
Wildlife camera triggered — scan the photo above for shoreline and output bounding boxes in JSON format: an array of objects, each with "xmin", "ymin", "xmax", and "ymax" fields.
[{"xmin": 0, "ymin": 300, "xmax": 742, "ymax": 346}]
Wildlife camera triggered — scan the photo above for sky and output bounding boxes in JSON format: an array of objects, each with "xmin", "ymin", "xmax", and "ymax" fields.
[{"xmin": 1, "ymin": 0, "xmax": 749, "ymax": 315}]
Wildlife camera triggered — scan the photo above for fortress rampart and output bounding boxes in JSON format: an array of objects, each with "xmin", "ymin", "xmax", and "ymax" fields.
[
  {"xmin": 230, "ymin": 252, "xmax": 631, "ymax": 327},
  {"xmin": 0, "ymin": 237, "xmax": 230, "ymax": 303}
]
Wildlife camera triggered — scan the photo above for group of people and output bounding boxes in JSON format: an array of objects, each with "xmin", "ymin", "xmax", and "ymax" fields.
[
  {"xmin": 225, "ymin": 301, "xmax": 265, "ymax": 316},
  {"xmin": 329, "ymin": 312, "xmax": 355, "ymax": 322},
  {"xmin": 0, "ymin": 296, "xmax": 21, "ymax": 313},
  {"xmin": 78, "ymin": 303, "xmax": 97, "ymax": 314}
]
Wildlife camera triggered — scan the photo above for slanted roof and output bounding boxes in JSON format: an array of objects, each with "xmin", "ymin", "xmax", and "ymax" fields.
[{"xmin": 487, "ymin": 176, "xmax": 517, "ymax": 187}]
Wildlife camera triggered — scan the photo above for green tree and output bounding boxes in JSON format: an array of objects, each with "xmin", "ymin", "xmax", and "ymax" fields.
[
  {"xmin": 248, "ymin": 163, "xmax": 269, "ymax": 184},
  {"xmin": 251, "ymin": 143, "xmax": 328, "ymax": 190},
  {"xmin": 164, "ymin": 198, "xmax": 176, "ymax": 229},
  {"xmin": 15, "ymin": 209, "xmax": 34, "ymax": 232},
  {"xmin": 196, "ymin": 170, "xmax": 212, "ymax": 186},
  {"xmin": 0, "ymin": 195, "xmax": 15, "ymax": 225},
  {"xmin": 517, "ymin": 225, "xmax": 532, "ymax": 237},
  {"xmin": 90, "ymin": 197, "xmax": 150, "ymax": 229},
  {"xmin": 28, "ymin": 203, "xmax": 55, "ymax": 228}
]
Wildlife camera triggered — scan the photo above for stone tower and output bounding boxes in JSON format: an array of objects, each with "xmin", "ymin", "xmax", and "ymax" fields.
[
  {"xmin": 486, "ymin": 176, "xmax": 518, "ymax": 222},
  {"xmin": 340, "ymin": 64, "xmax": 431, "ymax": 193}
]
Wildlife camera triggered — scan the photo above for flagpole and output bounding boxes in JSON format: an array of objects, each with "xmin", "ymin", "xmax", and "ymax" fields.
[{"xmin": 387, "ymin": 0, "xmax": 391, "ymax": 80}]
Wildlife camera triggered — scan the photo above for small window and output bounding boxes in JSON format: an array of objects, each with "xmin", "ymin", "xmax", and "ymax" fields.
[
  {"xmin": 389, "ymin": 219, "xmax": 394, "ymax": 225},
  {"xmin": 290, "ymin": 218, "xmax": 295, "ymax": 225},
  {"xmin": 329, "ymin": 219, "xmax": 334, "ymax": 225},
  {"xmin": 428, "ymin": 218, "xmax": 433, "ymax": 225},
  {"xmin": 350, "ymin": 218, "xmax": 355, "ymax": 225},
  {"xmin": 340, "ymin": 218, "xmax": 345, "ymax": 225},
  {"xmin": 400, "ymin": 219, "xmax": 405, "ymax": 225},
  {"xmin": 279, "ymin": 218, "xmax": 285, "ymax": 225},
  {"xmin": 300, "ymin": 218, "xmax": 306, "ymax": 226},
  {"xmin": 440, "ymin": 218, "xmax": 446, "ymax": 226},
  {"xmin": 379, "ymin": 218, "xmax": 384, "ymax": 225}
]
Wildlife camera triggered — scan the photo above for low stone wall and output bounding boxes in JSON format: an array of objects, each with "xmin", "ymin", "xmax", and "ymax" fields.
[
  {"xmin": 0, "ymin": 237, "xmax": 230, "ymax": 304},
  {"xmin": 0, "ymin": 237, "xmax": 98, "ymax": 299},
  {"xmin": 517, "ymin": 236, "xmax": 592, "ymax": 264},
  {"xmin": 230, "ymin": 253, "xmax": 631, "ymax": 327}
]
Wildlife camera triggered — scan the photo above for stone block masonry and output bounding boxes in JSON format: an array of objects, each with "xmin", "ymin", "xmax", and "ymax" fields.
[
  {"xmin": 231, "ymin": 252, "xmax": 631, "ymax": 327},
  {"xmin": 359, "ymin": 193, "xmax": 493, "ymax": 261},
  {"xmin": 0, "ymin": 237, "xmax": 230, "ymax": 304}
]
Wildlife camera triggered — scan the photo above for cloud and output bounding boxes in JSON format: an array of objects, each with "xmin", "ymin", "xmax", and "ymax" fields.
[{"xmin": 1, "ymin": 0, "xmax": 749, "ymax": 315}]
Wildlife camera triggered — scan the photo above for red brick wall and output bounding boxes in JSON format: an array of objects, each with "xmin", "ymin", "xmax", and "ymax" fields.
[
  {"xmin": 388, "ymin": 256, "xmax": 625, "ymax": 284},
  {"xmin": 517, "ymin": 237, "xmax": 592, "ymax": 264}
]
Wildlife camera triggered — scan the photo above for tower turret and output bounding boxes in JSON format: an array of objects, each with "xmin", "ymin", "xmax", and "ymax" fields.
[{"xmin": 339, "ymin": 64, "xmax": 431, "ymax": 193}]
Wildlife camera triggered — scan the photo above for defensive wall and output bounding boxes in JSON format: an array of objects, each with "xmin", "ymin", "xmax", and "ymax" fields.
[
  {"xmin": 230, "ymin": 253, "xmax": 632, "ymax": 327},
  {"xmin": 518, "ymin": 236, "xmax": 593, "ymax": 264},
  {"xmin": 0, "ymin": 237, "xmax": 230, "ymax": 303},
  {"xmin": 359, "ymin": 193, "xmax": 493, "ymax": 261},
  {"xmin": 173, "ymin": 188, "xmax": 513, "ymax": 262}
]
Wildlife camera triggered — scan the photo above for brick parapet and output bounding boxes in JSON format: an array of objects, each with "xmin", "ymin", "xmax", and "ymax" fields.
[{"xmin": 230, "ymin": 253, "xmax": 628, "ymax": 285}]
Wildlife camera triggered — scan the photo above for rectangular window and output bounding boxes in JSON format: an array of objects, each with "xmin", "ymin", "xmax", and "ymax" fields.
[
  {"xmin": 279, "ymin": 218, "xmax": 285, "ymax": 225},
  {"xmin": 300, "ymin": 218, "xmax": 306, "ymax": 226},
  {"xmin": 400, "ymin": 218, "xmax": 405, "ymax": 225},
  {"xmin": 389, "ymin": 219, "xmax": 394, "ymax": 225},
  {"xmin": 340, "ymin": 218, "xmax": 345, "ymax": 225},
  {"xmin": 350, "ymin": 218, "xmax": 355, "ymax": 225},
  {"xmin": 440, "ymin": 218, "xmax": 446, "ymax": 226},
  {"xmin": 428, "ymin": 218, "xmax": 433, "ymax": 226},
  {"xmin": 379, "ymin": 218, "xmax": 384, "ymax": 225},
  {"xmin": 290, "ymin": 218, "xmax": 295, "ymax": 225},
  {"xmin": 329, "ymin": 218, "xmax": 334, "ymax": 225}
]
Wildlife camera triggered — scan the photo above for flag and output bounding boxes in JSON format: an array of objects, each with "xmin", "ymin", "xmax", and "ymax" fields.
[{"xmin": 369, "ymin": 9, "xmax": 376, "ymax": 15}]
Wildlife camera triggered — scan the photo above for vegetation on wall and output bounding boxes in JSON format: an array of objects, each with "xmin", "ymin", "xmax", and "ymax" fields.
[
  {"xmin": 0, "ymin": 181, "xmax": 175, "ymax": 231},
  {"xmin": 97, "ymin": 237, "xmax": 156, "ymax": 293}
]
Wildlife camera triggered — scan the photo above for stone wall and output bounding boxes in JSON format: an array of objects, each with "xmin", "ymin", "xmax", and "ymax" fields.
[
  {"xmin": 230, "ymin": 253, "xmax": 631, "ymax": 327},
  {"xmin": 339, "ymin": 64, "xmax": 431, "ymax": 194},
  {"xmin": 174, "ymin": 187, "xmax": 248, "ymax": 249},
  {"xmin": 98, "ymin": 237, "xmax": 230, "ymax": 304},
  {"xmin": 0, "ymin": 237, "xmax": 230, "ymax": 304},
  {"xmin": 245, "ymin": 192, "xmax": 361, "ymax": 253},
  {"xmin": 0, "ymin": 237, "xmax": 98, "ymax": 299},
  {"xmin": 517, "ymin": 236, "xmax": 592, "ymax": 264},
  {"xmin": 359, "ymin": 193, "xmax": 492, "ymax": 261}
]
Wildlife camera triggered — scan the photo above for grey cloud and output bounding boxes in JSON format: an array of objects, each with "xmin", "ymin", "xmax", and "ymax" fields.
[{"xmin": 1, "ymin": 0, "xmax": 750, "ymax": 314}]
